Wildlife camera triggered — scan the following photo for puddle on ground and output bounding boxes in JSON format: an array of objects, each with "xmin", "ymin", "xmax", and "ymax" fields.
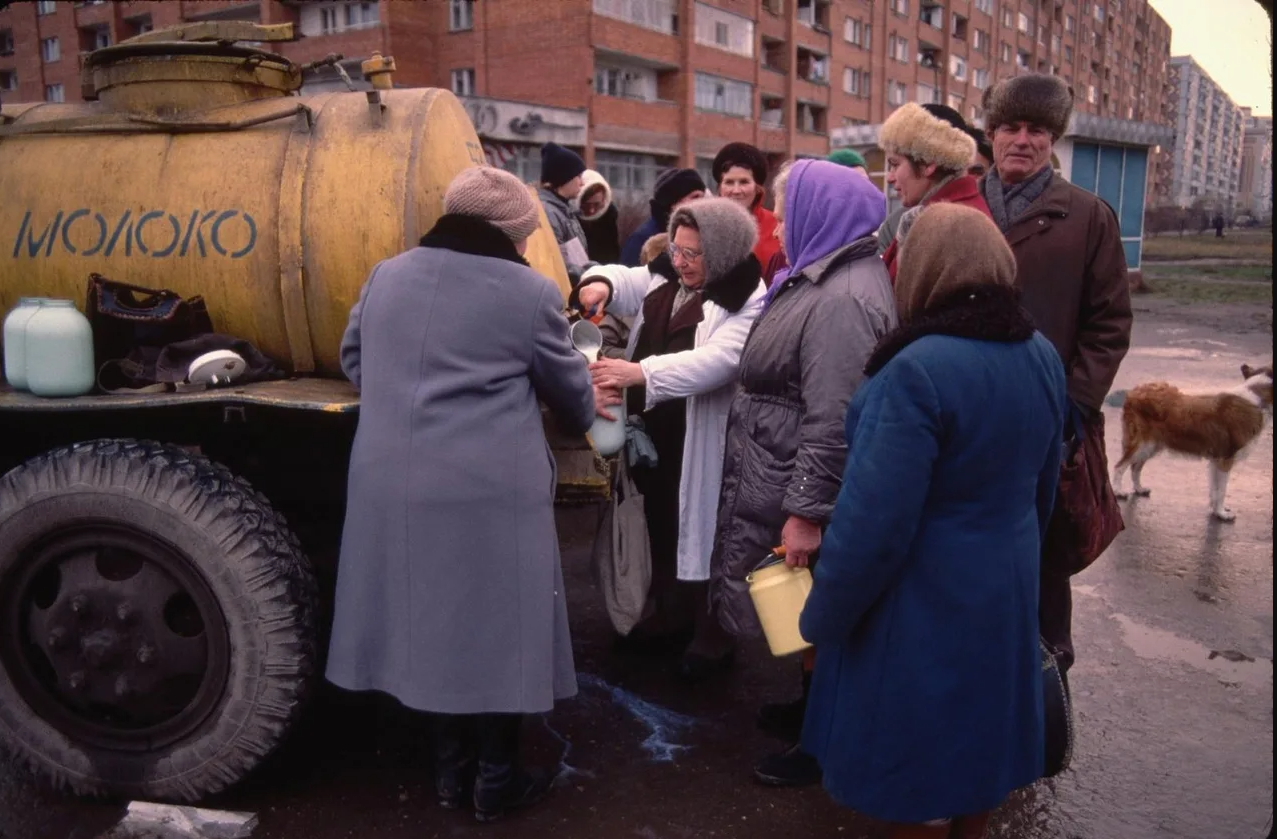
[
  {"xmin": 577, "ymin": 673, "xmax": 698, "ymax": 762},
  {"xmin": 1111, "ymin": 613, "xmax": 1273, "ymax": 687}
]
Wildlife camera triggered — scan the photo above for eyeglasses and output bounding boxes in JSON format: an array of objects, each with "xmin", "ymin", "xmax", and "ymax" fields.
[{"xmin": 667, "ymin": 243, "xmax": 704, "ymax": 263}]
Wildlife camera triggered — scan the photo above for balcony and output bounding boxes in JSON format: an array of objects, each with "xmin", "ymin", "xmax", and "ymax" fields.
[
  {"xmin": 762, "ymin": 36, "xmax": 787, "ymax": 74},
  {"xmin": 593, "ymin": 0, "xmax": 678, "ymax": 35},
  {"xmin": 796, "ymin": 46, "xmax": 829, "ymax": 85}
]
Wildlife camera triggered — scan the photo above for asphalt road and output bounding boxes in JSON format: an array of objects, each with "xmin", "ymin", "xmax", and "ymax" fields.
[{"xmin": 0, "ymin": 309, "xmax": 1272, "ymax": 839}]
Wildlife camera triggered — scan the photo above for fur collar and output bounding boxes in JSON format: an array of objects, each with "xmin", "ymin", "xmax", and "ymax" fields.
[
  {"xmin": 865, "ymin": 283, "xmax": 1035, "ymax": 376},
  {"xmin": 646, "ymin": 249, "xmax": 680, "ymax": 283},
  {"xmin": 703, "ymin": 254, "xmax": 762, "ymax": 313},
  {"xmin": 418, "ymin": 214, "xmax": 529, "ymax": 266}
]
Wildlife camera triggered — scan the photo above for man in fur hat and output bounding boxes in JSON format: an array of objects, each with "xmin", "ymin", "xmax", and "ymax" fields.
[{"xmin": 979, "ymin": 73, "xmax": 1132, "ymax": 675}]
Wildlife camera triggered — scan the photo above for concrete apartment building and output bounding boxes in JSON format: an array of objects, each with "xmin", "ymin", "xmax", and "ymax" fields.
[
  {"xmin": 1165, "ymin": 55, "xmax": 1246, "ymax": 211},
  {"xmin": 3, "ymin": 0, "xmax": 1173, "ymax": 196},
  {"xmin": 1238, "ymin": 108, "xmax": 1273, "ymax": 220}
]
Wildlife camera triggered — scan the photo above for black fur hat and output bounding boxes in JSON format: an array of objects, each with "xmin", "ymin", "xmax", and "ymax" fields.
[
  {"xmin": 712, "ymin": 142, "xmax": 769, "ymax": 186},
  {"xmin": 981, "ymin": 74, "xmax": 1074, "ymax": 139}
]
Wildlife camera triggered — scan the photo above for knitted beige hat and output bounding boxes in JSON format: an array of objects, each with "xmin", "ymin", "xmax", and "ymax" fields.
[{"xmin": 443, "ymin": 166, "xmax": 542, "ymax": 243}]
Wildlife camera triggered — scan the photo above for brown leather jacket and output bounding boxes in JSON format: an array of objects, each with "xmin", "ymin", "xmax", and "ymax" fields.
[{"xmin": 997, "ymin": 174, "xmax": 1133, "ymax": 413}]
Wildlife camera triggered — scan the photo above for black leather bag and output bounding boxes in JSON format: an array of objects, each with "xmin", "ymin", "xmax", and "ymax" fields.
[
  {"xmin": 1042, "ymin": 637, "xmax": 1075, "ymax": 778},
  {"xmin": 85, "ymin": 273, "xmax": 214, "ymax": 367}
]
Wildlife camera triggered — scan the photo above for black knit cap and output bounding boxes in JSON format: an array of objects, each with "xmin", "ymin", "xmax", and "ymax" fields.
[
  {"xmin": 712, "ymin": 142, "xmax": 769, "ymax": 186},
  {"xmin": 965, "ymin": 126, "xmax": 993, "ymax": 162},
  {"xmin": 650, "ymin": 168, "xmax": 707, "ymax": 228},
  {"xmin": 921, "ymin": 103, "xmax": 967, "ymax": 131},
  {"xmin": 540, "ymin": 142, "xmax": 586, "ymax": 188}
]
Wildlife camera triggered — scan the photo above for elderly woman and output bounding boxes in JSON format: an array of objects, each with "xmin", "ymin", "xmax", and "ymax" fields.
[
  {"xmin": 799, "ymin": 204, "xmax": 1066, "ymax": 839},
  {"xmin": 575, "ymin": 169, "xmax": 621, "ymax": 265},
  {"xmin": 326, "ymin": 166, "xmax": 597, "ymax": 823},
  {"xmin": 574, "ymin": 198, "xmax": 766, "ymax": 656},
  {"xmin": 878, "ymin": 103, "xmax": 992, "ymax": 280},
  {"xmin": 701, "ymin": 159, "xmax": 895, "ymax": 784},
  {"xmin": 713, "ymin": 142, "xmax": 782, "ymax": 271}
]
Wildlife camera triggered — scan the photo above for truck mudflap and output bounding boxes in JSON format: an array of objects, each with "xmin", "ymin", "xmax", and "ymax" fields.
[{"xmin": 0, "ymin": 378, "xmax": 611, "ymax": 503}]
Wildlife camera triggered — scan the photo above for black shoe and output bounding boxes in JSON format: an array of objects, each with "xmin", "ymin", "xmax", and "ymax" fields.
[
  {"xmin": 471, "ymin": 713, "xmax": 552, "ymax": 823},
  {"xmin": 757, "ymin": 696, "xmax": 806, "ymax": 740},
  {"xmin": 753, "ymin": 743, "xmax": 822, "ymax": 788},
  {"xmin": 429, "ymin": 714, "xmax": 475, "ymax": 809},
  {"xmin": 674, "ymin": 649, "xmax": 736, "ymax": 683}
]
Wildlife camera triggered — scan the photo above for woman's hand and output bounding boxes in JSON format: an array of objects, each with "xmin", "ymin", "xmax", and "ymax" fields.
[
  {"xmin": 589, "ymin": 358, "xmax": 646, "ymax": 390},
  {"xmin": 594, "ymin": 385, "xmax": 622, "ymax": 420},
  {"xmin": 576, "ymin": 281, "xmax": 610, "ymax": 317},
  {"xmin": 782, "ymin": 516, "xmax": 822, "ymax": 567}
]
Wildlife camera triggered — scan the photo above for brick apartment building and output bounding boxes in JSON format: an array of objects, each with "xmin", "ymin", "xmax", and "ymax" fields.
[
  {"xmin": 2, "ymin": 0, "xmax": 1173, "ymax": 199},
  {"xmin": 1165, "ymin": 55, "xmax": 1247, "ymax": 212},
  {"xmin": 1238, "ymin": 108, "xmax": 1273, "ymax": 220}
]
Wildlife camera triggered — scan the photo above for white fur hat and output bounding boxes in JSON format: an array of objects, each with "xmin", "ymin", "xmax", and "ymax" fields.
[
  {"xmin": 573, "ymin": 169, "xmax": 614, "ymax": 221},
  {"xmin": 878, "ymin": 103, "xmax": 977, "ymax": 173}
]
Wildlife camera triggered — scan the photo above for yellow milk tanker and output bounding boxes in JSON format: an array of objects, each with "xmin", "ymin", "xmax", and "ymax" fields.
[{"xmin": 0, "ymin": 22, "xmax": 605, "ymax": 805}]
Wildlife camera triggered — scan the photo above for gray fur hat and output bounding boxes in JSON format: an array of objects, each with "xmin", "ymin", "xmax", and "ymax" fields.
[
  {"xmin": 982, "ymin": 74, "xmax": 1074, "ymax": 139},
  {"xmin": 668, "ymin": 197, "xmax": 758, "ymax": 285}
]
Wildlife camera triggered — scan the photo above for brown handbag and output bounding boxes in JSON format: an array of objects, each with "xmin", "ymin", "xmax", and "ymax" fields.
[{"xmin": 1046, "ymin": 408, "xmax": 1125, "ymax": 575}]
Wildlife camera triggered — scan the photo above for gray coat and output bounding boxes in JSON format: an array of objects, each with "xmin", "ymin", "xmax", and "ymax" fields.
[
  {"xmin": 325, "ymin": 214, "xmax": 595, "ymax": 714},
  {"xmin": 709, "ymin": 238, "xmax": 897, "ymax": 638},
  {"xmin": 537, "ymin": 186, "xmax": 591, "ymax": 275}
]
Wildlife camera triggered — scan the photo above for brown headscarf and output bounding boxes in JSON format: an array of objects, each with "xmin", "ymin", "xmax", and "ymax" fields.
[{"xmin": 894, "ymin": 203, "xmax": 1017, "ymax": 323}]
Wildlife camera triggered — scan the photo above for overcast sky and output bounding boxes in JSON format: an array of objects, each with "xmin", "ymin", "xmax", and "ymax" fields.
[{"xmin": 1150, "ymin": 0, "xmax": 1273, "ymax": 117}]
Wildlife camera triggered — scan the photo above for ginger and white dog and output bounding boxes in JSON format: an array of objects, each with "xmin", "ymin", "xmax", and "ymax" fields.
[{"xmin": 1112, "ymin": 363, "xmax": 1274, "ymax": 522}]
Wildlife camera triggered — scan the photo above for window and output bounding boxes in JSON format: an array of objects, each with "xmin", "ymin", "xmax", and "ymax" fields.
[
  {"xmin": 950, "ymin": 54, "xmax": 967, "ymax": 81},
  {"xmin": 1016, "ymin": 49, "xmax": 1030, "ymax": 68},
  {"xmin": 796, "ymin": 0, "xmax": 829, "ymax": 29},
  {"xmin": 763, "ymin": 0, "xmax": 785, "ymax": 14},
  {"xmin": 844, "ymin": 17, "xmax": 870, "ymax": 48},
  {"xmin": 888, "ymin": 80, "xmax": 908, "ymax": 105},
  {"xmin": 694, "ymin": 72, "xmax": 752, "ymax": 118},
  {"xmin": 1002, "ymin": 8, "xmax": 1014, "ymax": 28},
  {"xmin": 344, "ymin": 1, "xmax": 378, "ymax": 29},
  {"xmin": 450, "ymin": 68, "xmax": 475, "ymax": 97},
  {"xmin": 695, "ymin": 3, "xmax": 754, "ymax": 57},
  {"xmin": 0, "ymin": 29, "xmax": 12, "ymax": 57},
  {"xmin": 45, "ymin": 83, "xmax": 65, "ymax": 102},
  {"xmin": 973, "ymin": 68, "xmax": 989, "ymax": 89},
  {"xmin": 797, "ymin": 103, "xmax": 826, "ymax": 134},
  {"xmin": 974, "ymin": 0, "xmax": 992, "ymax": 13},
  {"xmin": 1094, "ymin": 3, "xmax": 1105, "ymax": 22},
  {"xmin": 81, "ymin": 25, "xmax": 111, "ymax": 51},
  {"xmin": 947, "ymin": 92, "xmax": 964, "ymax": 111},
  {"xmin": 40, "ymin": 37, "xmax": 61, "ymax": 63},
  {"xmin": 1052, "ymin": 34, "xmax": 1061, "ymax": 53},
  {"xmin": 1017, "ymin": 12, "xmax": 1031, "ymax": 34},
  {"xmin": 1064, "ymin": 45, "xmax": 1073, "ymax": 61},
  {"xmin": 595, "ymin": 151, "xmax": 672, "ymax": 198},
  {"xmin": 1000, "ymin": 41, "xmax": 1012, "ymax": 63},
  {"xmin": 951, "ymin": 14, "xmax": 967, "ymax": 40},
  {"xmin": 843, "ymin": 66, "xmax": 868, "ymax": 96},
  {"xmin": 890, "ymin": 0, "xmax": 909, "ymax": 17},
  {"xmin": 797, "ymin": 48, "xmax": 829, "ymax": 82},
  {"xmin": 1087, "ymin": 84, "xmax": 1096, "ymax": 103},
  {"xmin": 972, "ymin": 29, "xmax": 988, "ymax": 52},
  {"xmin": 594, "ymin": 64, "xmax": 656, "ymax": 100},
  {"xmin": 0, "ymin": 69, "xmax": 17, "ymax": 92},
  {"xmin": 320, "ymin": 6, "xmax": 339, "ymax": 35},
  {"xmin": 450, "ymin": 0, "xmax": 475, "ymax": 31},
  {"xmin": 970, "ymin": 104, "xmax": 984, "ymax": 125},
  {"xmin": 36, "ymin": 0, "xmax": 57, "ymax": 14},
  {"xmin": 593, "ymin": 0, "xmax": 677, "ymax": 35},
  {"xmin": 920, "ymin": 3, "xmax": 943, "ymax": 28},
  {"xmin": 889, "ymin": 35, "xmax": 910, "ymax": 63},
  {"xmin": 916, "ymin": 82, "xmax": 939, "ymax": 104}
]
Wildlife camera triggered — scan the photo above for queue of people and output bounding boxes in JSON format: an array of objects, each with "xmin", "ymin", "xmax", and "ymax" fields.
[{"xmin": 326, "ymin": 72, "xmax": 1132, "ymax": 834}]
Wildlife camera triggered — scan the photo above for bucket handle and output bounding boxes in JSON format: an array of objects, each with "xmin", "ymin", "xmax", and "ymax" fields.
[{"xmin": 750, "ymin": 546, "xmax": 788, "ymax": 574}]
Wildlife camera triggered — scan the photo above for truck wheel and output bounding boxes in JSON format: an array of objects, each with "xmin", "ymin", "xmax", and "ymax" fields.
[{"xmin": 0, "ymin": 439, "xmax": 320, "ymax": 802}]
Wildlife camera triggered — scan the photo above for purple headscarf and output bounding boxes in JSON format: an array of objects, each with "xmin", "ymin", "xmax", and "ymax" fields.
[{"xmin": 767, "ymin": 159, "xmax": 887, "ymax": 305}]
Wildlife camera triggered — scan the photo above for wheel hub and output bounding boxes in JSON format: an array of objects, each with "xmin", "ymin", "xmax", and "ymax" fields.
[{"xmin": 1, "ymin": 523, "xmax": 230, "ymax": 752}]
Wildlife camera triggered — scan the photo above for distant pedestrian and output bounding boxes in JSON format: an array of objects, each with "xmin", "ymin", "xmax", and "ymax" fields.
[{"xmin": 1213, "ymin": 212, "xmax": 1226, "ymax": 238}]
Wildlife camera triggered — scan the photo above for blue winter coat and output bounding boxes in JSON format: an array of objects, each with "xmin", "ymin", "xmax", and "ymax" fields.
[
  {"xmin": 799, "ymin": 330, "xmax": 1066, "ymax": 824},
  {"xmin": 620, "ymin": 216, "xmax": 662, "ymax": 266}
]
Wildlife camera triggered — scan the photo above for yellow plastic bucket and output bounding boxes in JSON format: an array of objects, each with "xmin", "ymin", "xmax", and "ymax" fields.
[{"xmin": 746, "ymin": 548, "xmax": 814, "ymax": 657}]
